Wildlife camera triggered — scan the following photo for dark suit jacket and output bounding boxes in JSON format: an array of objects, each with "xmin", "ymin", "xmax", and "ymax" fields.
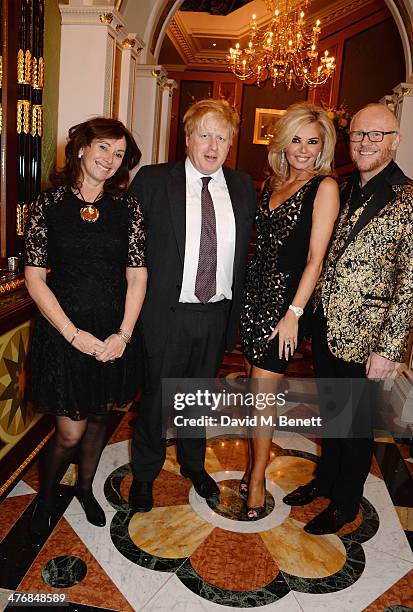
[{"xmin": 129, "ymin": 160, "xmax": 256, "ymax": 356}]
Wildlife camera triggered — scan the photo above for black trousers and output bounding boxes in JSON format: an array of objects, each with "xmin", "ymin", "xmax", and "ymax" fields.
[
  {"xmin": 311, "ymin": 309, "xmax": 374, "ymax": 518},
  {"xmin": 131, "ymin": 300, "xmax": 230, "ymax": 481}
]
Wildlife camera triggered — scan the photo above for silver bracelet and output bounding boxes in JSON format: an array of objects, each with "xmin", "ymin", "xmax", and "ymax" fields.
[{"xmin": 116, "ymin": 328, "xmax": 131, "ymax": 344}]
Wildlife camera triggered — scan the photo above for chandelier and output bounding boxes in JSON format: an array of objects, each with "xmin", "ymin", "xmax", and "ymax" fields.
[{"xmin": 227, "ymin": 0, "xmax": 335, "ymax": 90}]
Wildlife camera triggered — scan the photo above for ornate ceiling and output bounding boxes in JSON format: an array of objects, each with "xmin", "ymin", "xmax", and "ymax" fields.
[
  {"xmin": 159, "ymin": 0, "xmax": 383, "ymax": 70},
  {"xmin": 180, "ymin": 0, "xmax": 253, "ymax": 15}
]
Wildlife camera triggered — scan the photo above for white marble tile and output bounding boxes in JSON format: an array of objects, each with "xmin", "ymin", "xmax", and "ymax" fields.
[
  {"xmin": 0, "ymin": 588, "xmax": 15, "ymax": 610},
  {"xmin": 142, "ymin": 574, "xmax": 304, "ymax": 611},
  {"xmin": 97, "ymin": 439, "xmax": 130, "ymax": 476},
  {"xmin": 273, "ymin": 432, "xmax": 319, "ymax": 455},
  {"xmin": 63, "ymin": 439, "xmax": 173, "ymax": 609},
  {"xmin": 64, "ymin": 511, "xmax": 172, "ymax": 610},
  {"xmin": 7, "ymin": 480, "xmax": 36, "ymax": 497},
  {"xmin": 362, "ymin": 479, "xmax": 413, "ymax": 564},
  {"xmin": 293, "ymin": 545, "xmax": 412, "ymax": 612},
  {"xmin": 364, "ymin": 472, "xmax": 382, "ymax": 486}
]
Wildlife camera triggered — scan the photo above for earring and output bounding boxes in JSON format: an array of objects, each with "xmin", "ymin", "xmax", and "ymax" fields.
[
  {"xmin": 78, "ymin": 152, "xmax": 83, "ymax": 159},
  {"xmin": 315, "ymin": 152, "xmax": 321, "ymax": 166},
  {"xmin": 280, "ymin": 151, "xmax": 287, "ymax": 170}
]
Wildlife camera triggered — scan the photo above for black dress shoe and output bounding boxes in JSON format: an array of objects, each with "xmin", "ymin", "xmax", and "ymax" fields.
[
  {"xmin": 128, "ymin": 479, "xmax": 153, "ymax": 512},
  {"xmin": 283, "ymin": 481, "xmax": 322, "ymax": 506},
  {"xmin": 304, "ymin": 503, "xmax": 356, "ymax": 535},
  {"xmin": 30, "ymin": 496, "xmax": 53, "ymax": 537},
  {"xmin": 76, "ymin": 488, "xmax": 106, "ymax": 527},
  {"xmin": 180, "ymin": 468, "xmax": 220, "ymax": 500}
]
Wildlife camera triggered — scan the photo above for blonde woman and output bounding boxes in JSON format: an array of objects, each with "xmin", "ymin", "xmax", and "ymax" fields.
[{"xmin": 239, "ymin": 102, "xmax": 339, "ymax": 520}]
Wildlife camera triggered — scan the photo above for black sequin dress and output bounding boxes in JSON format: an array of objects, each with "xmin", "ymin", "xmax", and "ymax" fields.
[
  {"xmin": 24, "ymin": 186, "xmax": 146, "ymax": 420},
  {"xmin": 240, "ymin": 176, "xmax": 325, "ymax": 373}
]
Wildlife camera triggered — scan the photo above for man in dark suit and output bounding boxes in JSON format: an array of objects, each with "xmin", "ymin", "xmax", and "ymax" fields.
[
  {"xmin": 128, "ymin": 98, "xmax": 256, "ymax": 511},
  {"xmin": 284, "ymin": 103, "xmax": 413, "ymax": 534}
]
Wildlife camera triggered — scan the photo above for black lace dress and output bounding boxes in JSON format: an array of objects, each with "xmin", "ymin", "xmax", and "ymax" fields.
[
  {"xmin": 240, "ymin": 176, "xmax": 325, "ymax": 373},
  {"xmin": 24, "ymin": 186, "xmax": 146, "ymax": 420}
]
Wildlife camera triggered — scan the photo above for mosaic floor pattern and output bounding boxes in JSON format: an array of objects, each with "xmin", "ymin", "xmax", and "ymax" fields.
[{"xmin": 0, "ymin": 342, "xmax": 412, "ymax": 610}]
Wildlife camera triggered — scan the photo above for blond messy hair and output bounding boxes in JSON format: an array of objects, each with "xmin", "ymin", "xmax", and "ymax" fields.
[
  {"xmin": 183, "ymin": 98, "xmax": 240, "ymax": 143},
  {"xmin": 268, "ymin": 102, "xmax": 336, "ymax": 190}
]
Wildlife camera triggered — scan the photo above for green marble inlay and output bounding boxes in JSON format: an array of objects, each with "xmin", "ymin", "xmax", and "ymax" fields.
[{"xmin": 41, "ymin": 555, "xmax": 87, "ymax": 588}]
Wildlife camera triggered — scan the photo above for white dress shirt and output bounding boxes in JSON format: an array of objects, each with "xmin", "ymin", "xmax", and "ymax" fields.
[{"xmin": 179, "ymin": 157, "xmax": 236, "ymax": 303}]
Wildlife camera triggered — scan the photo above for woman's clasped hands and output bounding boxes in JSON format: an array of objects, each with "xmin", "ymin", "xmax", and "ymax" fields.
[{"xmin": 68, "ymin": 328, "xmax": 126, "ymax": 362}]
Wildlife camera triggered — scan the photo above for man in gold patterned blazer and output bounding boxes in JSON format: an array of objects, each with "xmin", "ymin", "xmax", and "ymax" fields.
[{"xmin": 283, "ymin": 103, "xmax": 413, "ymax": 534}]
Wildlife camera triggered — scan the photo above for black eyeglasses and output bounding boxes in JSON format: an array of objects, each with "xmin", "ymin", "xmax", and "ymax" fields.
[{"xmin": 348, "ymin": 130, "xmax": 399, "ymax": 142}]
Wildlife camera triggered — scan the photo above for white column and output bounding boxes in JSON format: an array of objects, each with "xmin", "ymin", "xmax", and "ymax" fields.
[
  {"xmin": 391, "ymin": 83, "xmax": 413, "ymax": 178},
  {"xmin": 132, "ymin": 65, "xmax": 167, "ymax": 167},
  {"xmin": 117, "ymin": 35, "xmax": 144, "ymax": 131},
  {"xmin": 157, "ymin": 78, "xmax": 177, "ymax": 163},
  {"xmin": 56, "ymin": 5, "xmax": 133, "ymax": 164}
]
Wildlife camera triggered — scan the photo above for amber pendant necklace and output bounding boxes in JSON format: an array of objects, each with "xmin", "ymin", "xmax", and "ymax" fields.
[{"xmin": 76, "ymin": 188, "xmax": 102, "ymax": 223}]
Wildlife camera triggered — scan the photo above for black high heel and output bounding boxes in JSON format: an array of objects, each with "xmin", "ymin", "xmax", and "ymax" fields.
[
  {"xmin": 246, "ymin": 484, "xmax": 267, "ymax": 521},
  {"xmin": 246, "ymin": 503, "xmax": 267, "ymax": 521},
  {"xmin": 76, "ymin": 488, "xmax": 106, "ymax": 527},
  {"xmin": 30, "ymin": 496, "xmax": 53, "ymax": 536},
  {"xmin": 239, "ymin": 478, "xmax": 249, "ymax": 501}
]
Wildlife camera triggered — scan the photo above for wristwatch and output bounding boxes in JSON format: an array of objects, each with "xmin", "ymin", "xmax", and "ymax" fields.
[{"xmin": 289, "ymin": 304, "xmax": 304, "ymax": 318}]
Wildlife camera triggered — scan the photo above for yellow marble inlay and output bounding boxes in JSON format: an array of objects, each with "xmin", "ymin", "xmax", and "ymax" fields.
[
  {"xmin": 266, "ymin": 455, "xmax": 316, "ymax": 493},
  {"xmin": 395, "ymin": 506, "xmax": 413, "ymax": 531},
  {"xmin": 204, "ymin": 446, "xmax": 223, "ymax": 473},
  {"xmin": 261, "ymin": 518, "xmax": 346, "ymax": 578},
  {"xmin": 60, "ymin": 463, "xmax": 77, "ymax": 486},
  {"xmin": 162, "ymin": 446, "xmax": 181, "ymax": 475},
  {"xmin": 129, "ymin": 505, "xmax": 215, "ymax": 558},
  {"xmin": 162, "ymin": 443, "xmax": 222, "ymax": 476}
]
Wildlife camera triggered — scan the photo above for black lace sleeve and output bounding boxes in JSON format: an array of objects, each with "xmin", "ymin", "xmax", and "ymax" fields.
[
  {"xmin": 24, "ymin": 191, "xmax": 50, "ymax": 267},
  {"xmin": 125, "ymin": 192, "xmax": 146, "ymax": 267}
]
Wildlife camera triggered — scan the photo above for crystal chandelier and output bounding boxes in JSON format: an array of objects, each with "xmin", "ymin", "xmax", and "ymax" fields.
[{"xmin": 228, "ymin": 0, "xmax": 335, "ymax": 90}]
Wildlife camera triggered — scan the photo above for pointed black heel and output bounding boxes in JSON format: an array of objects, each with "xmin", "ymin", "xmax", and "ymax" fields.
[{"xmin": 76, "ymin": 488, "xmax": 106, "ymax": 527}]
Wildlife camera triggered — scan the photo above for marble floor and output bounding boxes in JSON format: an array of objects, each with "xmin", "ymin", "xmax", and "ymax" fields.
[{"xmin": 0, "ymin": 343, "xmax": 412, "ymax": 612}]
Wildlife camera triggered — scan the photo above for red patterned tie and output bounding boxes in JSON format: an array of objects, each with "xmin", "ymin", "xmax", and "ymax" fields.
[{"xmin": 195, "ymin": 176, "xmax": 217, "ymax": 303}]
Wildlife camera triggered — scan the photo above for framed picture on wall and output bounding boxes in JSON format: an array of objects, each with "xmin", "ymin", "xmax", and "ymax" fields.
[{"xmin": 253, "ymin": 108, "xmax": 285, "ymax": 145}]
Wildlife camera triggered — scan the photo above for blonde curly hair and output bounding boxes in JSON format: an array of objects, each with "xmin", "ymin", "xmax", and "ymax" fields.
[{"xmin": 267, "ymin": 102, "xmax": 336, "ymax": 190}]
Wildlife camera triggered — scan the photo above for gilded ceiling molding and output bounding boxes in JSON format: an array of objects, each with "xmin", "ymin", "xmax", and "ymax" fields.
[
  {"xmin": 168, "ymin": 16, "xmax": 194, "ymax": 63},
  {"xmin": 99, "ymin": 12, "xmax": 114, "ymax": 24},
  {"xmin": 60, "ymin": 5, "xmax": 125, "ymax": 32},
  {"xmin": 135, "ymin": 65, "xmax": 169, "ymax": 88},
  {"xmin": 121, "ymin": 33, "xmax": 145, "ymax": 54}
]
